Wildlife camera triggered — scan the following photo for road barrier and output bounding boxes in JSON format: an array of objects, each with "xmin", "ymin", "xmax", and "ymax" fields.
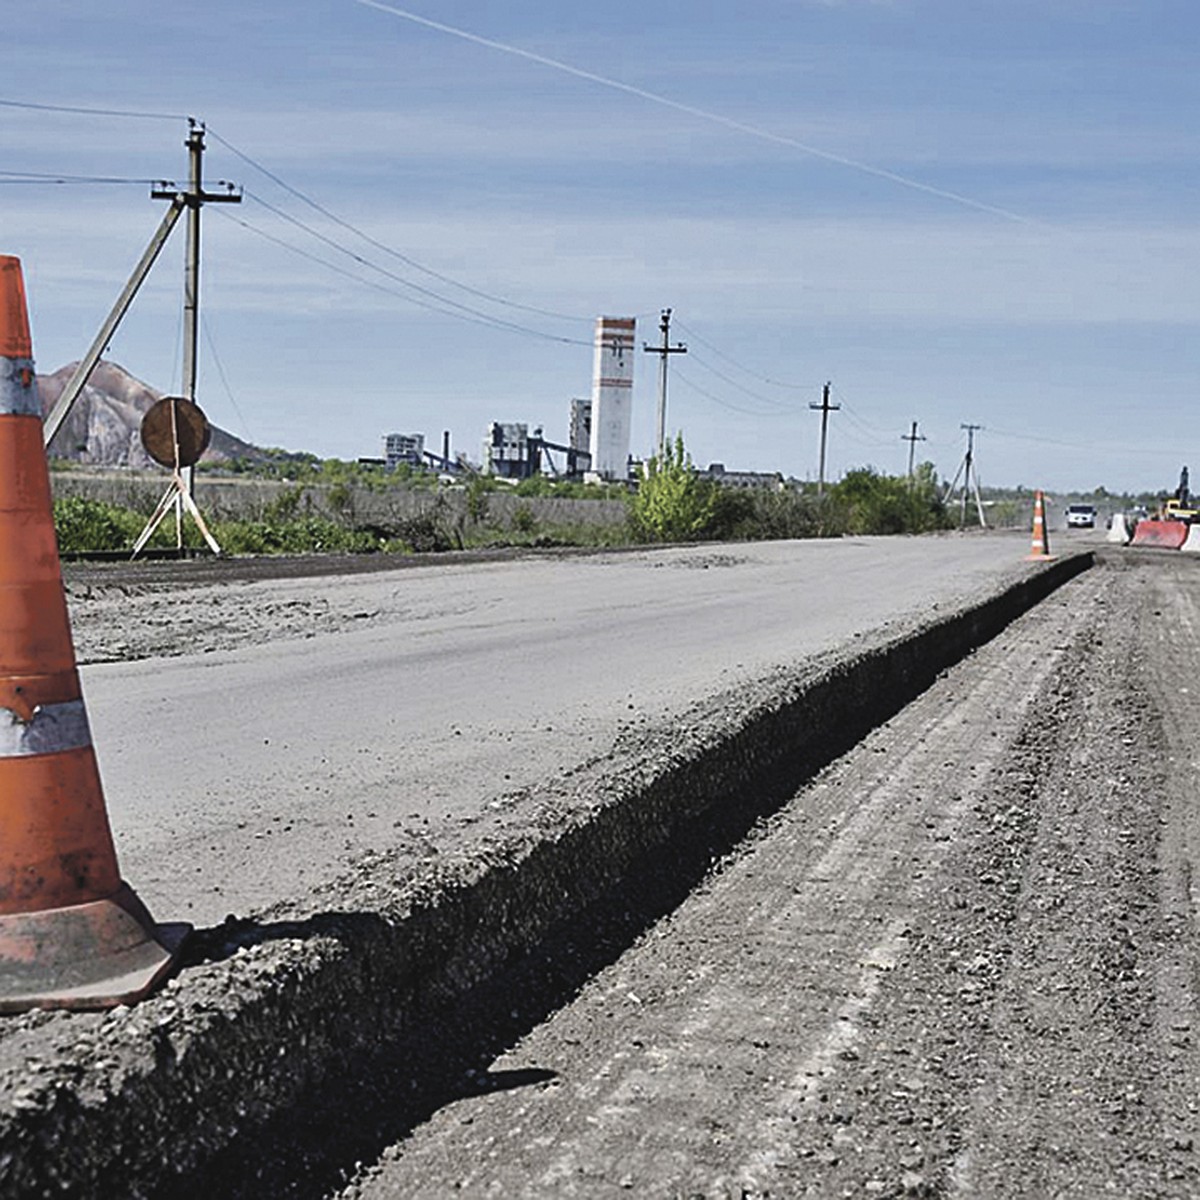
[
  {"xmin": 1107, "ymin": 513, "xmax": 1133, "ymax": 544},
  {"xmin": 0, "ymin": 256, "xmax": 187, "ymax": 1012},
  {"xmin": 1130, "ymin": 518, "xmax": 1190, "ymax": 550}
]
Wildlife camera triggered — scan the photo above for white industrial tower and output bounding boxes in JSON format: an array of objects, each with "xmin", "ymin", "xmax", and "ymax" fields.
[{"xmin": 587, "ymin": 316, "xmax": 636, "ymax": 481}]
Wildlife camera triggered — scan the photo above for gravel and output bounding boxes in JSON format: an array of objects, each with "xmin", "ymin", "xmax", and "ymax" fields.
[{"xmin": 0, "ymin": 544, "xmax": 1098, "ymax": 1198}]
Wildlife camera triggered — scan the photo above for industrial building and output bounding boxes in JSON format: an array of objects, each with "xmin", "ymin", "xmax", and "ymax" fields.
[
  {"xmin": 482, "ymin": 422, "xmax": 593, "ymax": 481},
  {"xmin": 384, "ymin": 432, "xmax": 425, "ymax": 470},
  {"xmin": 569, "ymin": 399, "xmax": 591, "ymax": 457},
  {"xmin": 702, "ymin": 463, "xmax": 787, "ymax": 491},
  {"xmin": 587, "ymin": 316, "xmax": 636, "ymax": 482},
  {"xmin": 483, "ymin": 422, "xmax": 536, "ymax": 479},
  {"xmin": 468, "ymin": 315, "xmax": 640, "ymax": 484}
]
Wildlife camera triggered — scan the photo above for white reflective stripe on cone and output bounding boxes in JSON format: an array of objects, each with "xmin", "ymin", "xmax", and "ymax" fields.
[
  {"xmin": 0, "ymin": 356, "xmax": 38, "ymax": 416},
  {"xmin": 0, "ymin": 700, "xmax": 93, "ymax": 757}
]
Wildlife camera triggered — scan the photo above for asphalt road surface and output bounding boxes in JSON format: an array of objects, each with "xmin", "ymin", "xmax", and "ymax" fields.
[{"xmin": 65, "ymin": 533, "xmax": 1045, "ymax": 929}]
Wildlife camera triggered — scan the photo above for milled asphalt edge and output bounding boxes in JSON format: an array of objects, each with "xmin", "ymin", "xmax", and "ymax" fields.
[{"xmin": 0, "ymin": 551, "xmax": 1092, "ymax": 1198}]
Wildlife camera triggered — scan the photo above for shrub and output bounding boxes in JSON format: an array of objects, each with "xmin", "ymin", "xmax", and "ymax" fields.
[
  {"xmin": 264, "ymin": 485, "xmax": 305, "ymax": 522},
  {"xmin": 511, "ymin": 503, "xmax": 537, "ymax": 535},
  {"xmin": 827, "ymin": 464, "xmax": 951, "ymax": 535},
  {"xmin": 736, "ymin": 488, "xmax": 828, "ymax": 541},
  {"xmin": 210, "ymin": 514, "xmax": 375, "ymax": 555},
  {"xmin": 514, "ymin": 474, "xmax": 554, "ymax": 498},
  {"xmin": 53, "ymin": 496, "xmax": 144, "ymax": 554},
  {"xmin": 626, "ymin": 436, "xmax": 719, "ymax": 543},
  {"xmin": 393, "ymin": 508, "xmax": 456, "ymax": 553},
  {"xmin": 465, "ymin": 476, "xmax": 493, "ymax": 523}
]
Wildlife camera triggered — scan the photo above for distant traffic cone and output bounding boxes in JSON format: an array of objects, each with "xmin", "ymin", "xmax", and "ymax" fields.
[
  {"xmin": 0, "ymin": 256, "xmax": 188, "ymax": 1011},
  {"xmin": 1026, "ymin": 489, "xmax": 1053, "ymax": 560}
]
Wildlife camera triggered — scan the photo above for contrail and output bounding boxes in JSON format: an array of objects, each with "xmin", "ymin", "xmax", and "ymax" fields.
[{"xmin": 351, "ymin": 0, "xmax": 1031, "ymax": 225}]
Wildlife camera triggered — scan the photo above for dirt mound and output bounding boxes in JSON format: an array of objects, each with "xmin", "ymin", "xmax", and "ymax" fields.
[{"xmin": 38, "ymin": 360, "xmax": 263, "ymax": 467}]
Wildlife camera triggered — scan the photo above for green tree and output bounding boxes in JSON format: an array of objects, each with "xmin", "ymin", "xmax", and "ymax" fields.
[{"xmin": 627, "ymin": 435, "xmax": 718, "ymax": 542}]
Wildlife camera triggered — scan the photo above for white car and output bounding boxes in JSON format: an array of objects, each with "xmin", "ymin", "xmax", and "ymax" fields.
[{"xmin": 1065, "ymin": 504, "xmax": 1097, "ymax": 529}]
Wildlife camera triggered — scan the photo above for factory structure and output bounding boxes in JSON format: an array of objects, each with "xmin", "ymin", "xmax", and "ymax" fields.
[
  {"xmin": 383, "ymin": 432, "xmax": 424, "ymax": 469},
  {"xmin": 569, "ymin": 398, "xmax": 591, "ymax": 457},
  {"xmin": 482, "ymin": 421, "xmax": 592, "ymax": 480},
  {"xmin": 361, "ymin": 430, "xmax": 462, "ymax": 474},
  {"xmin": 372, "ymin": 314, "xmax": 785, "ymax": 489},
  {"xmin": 479, "ymin": 316, "xmax": 637, "ymax": 483}
]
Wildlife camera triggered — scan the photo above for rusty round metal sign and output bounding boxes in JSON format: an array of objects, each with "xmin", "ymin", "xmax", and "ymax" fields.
[{"xmin": 140, "ymin": 396, "xmax": 212, "ymax": 469}]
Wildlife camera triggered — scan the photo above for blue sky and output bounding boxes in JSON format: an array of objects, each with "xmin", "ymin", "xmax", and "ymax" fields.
[{"xmin": 4, "ymin": 0, "xmax": 1198, "ymax": 492}]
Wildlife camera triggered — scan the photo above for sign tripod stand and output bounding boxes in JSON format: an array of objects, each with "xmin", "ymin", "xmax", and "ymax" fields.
[{"xmin": 132, "ymin": 396, "xmax": 221, "ymax": 558}]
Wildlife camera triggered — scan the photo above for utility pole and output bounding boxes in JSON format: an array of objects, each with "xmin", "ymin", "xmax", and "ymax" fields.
[
  {"xmin": 902, "ymin": 419, "xmax": 927, "ymax": 482},
  {"xmin": 943, "ymin": 423, "xmax": 987, "ymax": 528},
  {"xmin": 45, "ymin": 120, "xmax": 242, "ymax": 452},
  {"xmin": 152, "ymin": 120, "xmax": 241, "ymax": 497},
  {"xmin": 643, "ymin": 308, "xmax": 686, "ymax": 459},
  {"xmin": 810, "ymin": 381, "xmax": 839, "ymax": 497}
]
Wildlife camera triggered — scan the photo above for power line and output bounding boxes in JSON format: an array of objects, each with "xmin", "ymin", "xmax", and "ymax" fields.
[
  {"xmin": 200, "ymin": 311, "xmax": 255, "ymax": 446},
  {"xmin": 168, "ymin": 298, "xmax": 184, "ymax": 396},
  {"xmin": 0, "ymin": 171, "xmax": 160, "ymax": 186},
  {"xmin": 828, "ymin": 385, "xmax": 902, "ymax": 446},
  {"xmin": 0, "ymin": 97, "xmax": 184, "ymax": 121},
  {"xmin": 837, "ymin": 406, "xmax": 894, "ymax": 446},
  {"xmin": 207, "ymin": 128, "xmax": 590, "ymax": 326},
  {"xmin": 671, "ymin": 366, "xmax": 798, "ymax": 418},
  {"xmin": 212, "ymin": 206, "xmax": 586, "ymax": 344},
  {"xmin": 3, "ymin": 102, "xmax": 590, "ymax": 337},
  {"xmin": 213, "ymin": 205, "xmax": 524, "ymax": 321},
  {"xmin": 987, "ymin": 424, "xmax": 1189, "ymax": 463},
  {"xmin": 239, "ymin": 190, "xmax": 587, "ymax": 345},
  {"xmin": 672, "ymin": 319, "xmax": 818, "ymax": 392},
  {"xmin": 684, "ymin": 350, "xmax": 804, "ymax": 410}
]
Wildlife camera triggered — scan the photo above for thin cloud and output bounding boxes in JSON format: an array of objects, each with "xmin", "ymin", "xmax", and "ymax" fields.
[{"xmin": 350, "ymin": 0, "xmax": 1034, "ymax": 224}]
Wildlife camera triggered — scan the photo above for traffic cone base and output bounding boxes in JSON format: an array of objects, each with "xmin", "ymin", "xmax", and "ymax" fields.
[
  {"xmin": 0, "ymin": 254, "xmax": 188, "ymax": 1011},
  {"xmin": 0, "ymin": 883, "xmax": 189, "ymax": 1013}
]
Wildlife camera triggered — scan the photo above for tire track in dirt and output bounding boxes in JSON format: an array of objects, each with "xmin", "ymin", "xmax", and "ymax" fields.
[{"xmin": 941, "ymin": 558, "xmax": 1195, "ymax": 1198}]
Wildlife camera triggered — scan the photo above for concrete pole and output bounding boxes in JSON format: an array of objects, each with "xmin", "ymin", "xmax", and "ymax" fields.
[{"xmin": 810, "ymin": 381, "xmax": 840, "ymax": 498}]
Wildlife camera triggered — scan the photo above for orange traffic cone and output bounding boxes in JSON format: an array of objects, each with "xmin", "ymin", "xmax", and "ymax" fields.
[
  {"xmin": 1026, "ymin": 489, "xmax": 1053, "ymax": 560},
  {"xmin": 0, "ymin": 256, "xmax": 187, "ymax": 1011}
]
